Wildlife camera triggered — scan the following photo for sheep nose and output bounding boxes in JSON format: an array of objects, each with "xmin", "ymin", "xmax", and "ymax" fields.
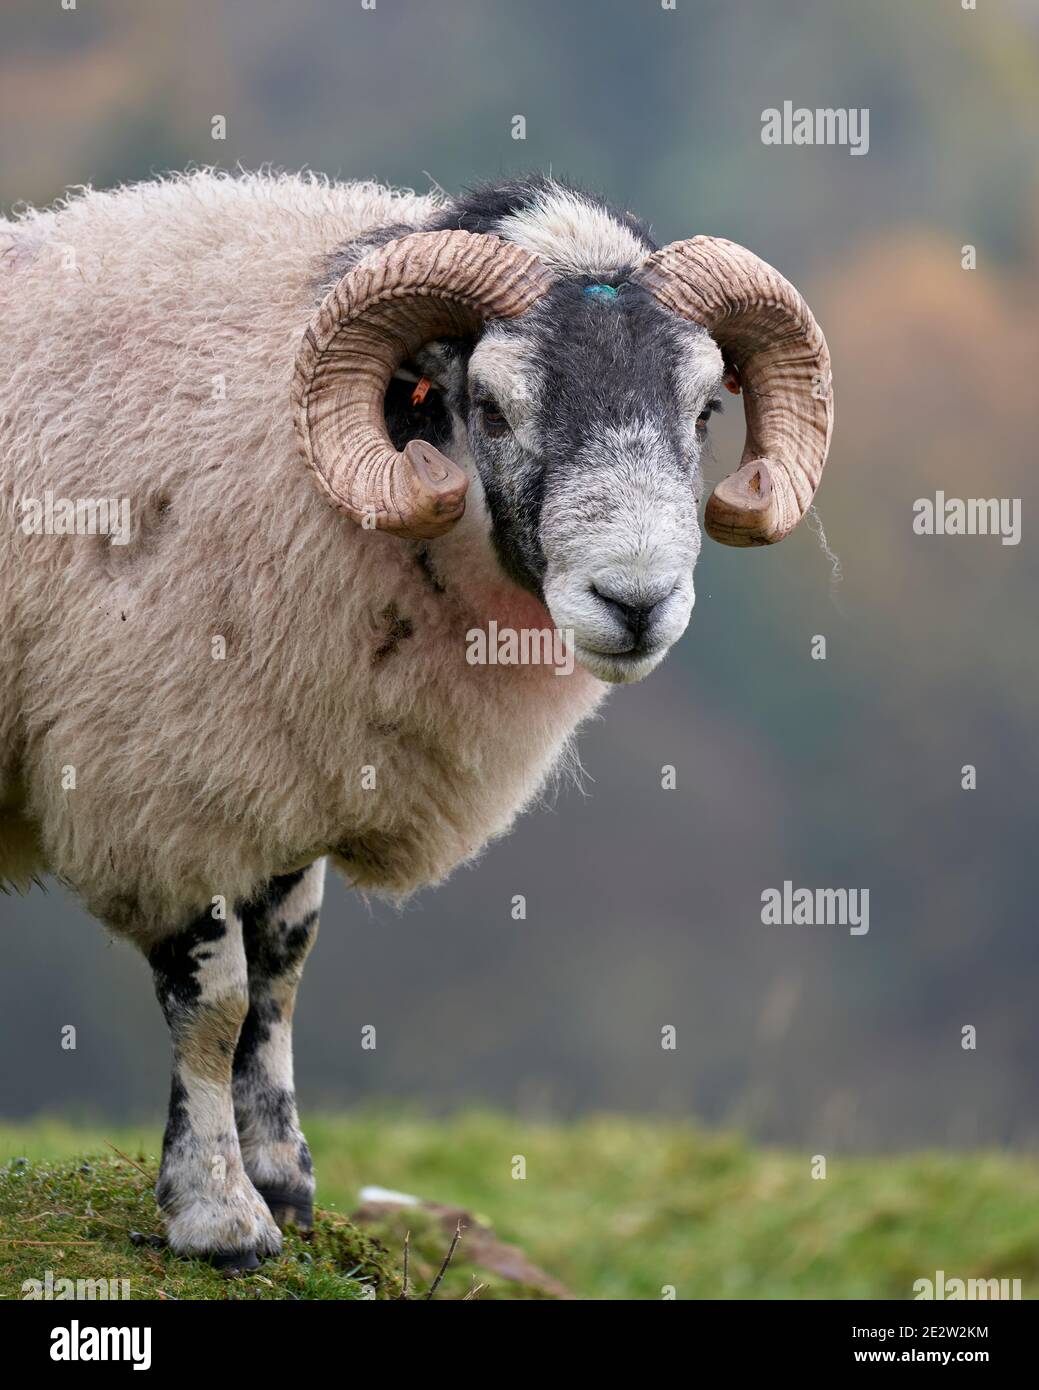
[{"xmin": 590, "ymin": 575, "xmax": 678, "ymax": 644}]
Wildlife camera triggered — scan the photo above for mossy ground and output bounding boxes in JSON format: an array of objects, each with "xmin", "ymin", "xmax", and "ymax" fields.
[
  {"xmin": 3, "ymin": 1111, "xmax": 1039, "ymax": 1300},
  {"xmin": 0, "ymin": 1155, "xmax": 402, "ymax": 1301}
]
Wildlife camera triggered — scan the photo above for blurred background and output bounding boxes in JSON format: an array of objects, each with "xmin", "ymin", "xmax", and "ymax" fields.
[{"xmin": 2, "ymin": 0, "xmax": 1037, "ymax": 1153}]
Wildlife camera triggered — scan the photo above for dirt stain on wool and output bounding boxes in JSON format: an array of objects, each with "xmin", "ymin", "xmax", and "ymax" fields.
[{"xmin": 371, "ymin": 603, "xmax": 414, "ymax": 665}]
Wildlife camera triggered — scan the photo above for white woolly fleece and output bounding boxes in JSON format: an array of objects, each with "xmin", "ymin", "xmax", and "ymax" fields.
[{"xmin": 0, "ymin": 172, "xmax": 605, "ymax": 939}]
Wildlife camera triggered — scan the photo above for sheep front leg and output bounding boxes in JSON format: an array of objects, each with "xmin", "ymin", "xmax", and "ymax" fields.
[
  {"xmin": 233, "ymin": 862, "xmax": 324, "ymax": 1232},
  {"xmin": 148, "ymin": 909, "xmax": 282, "ymax": 1270}
]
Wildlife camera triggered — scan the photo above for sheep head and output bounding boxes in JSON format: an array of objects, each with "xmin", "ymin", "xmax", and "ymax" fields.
[{"xmin": 293, "ymin": 221, "xmax": 834, "ymax": 679}]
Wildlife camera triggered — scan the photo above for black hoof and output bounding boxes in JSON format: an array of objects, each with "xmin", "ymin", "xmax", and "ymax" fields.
[
  {"xmin": 209, "ymin": 1248, "xmax": 261, "ymax": 1273},
  {"xmin": 258, "ymin": 1187, "xmax": 314, "ymax": 1233}
]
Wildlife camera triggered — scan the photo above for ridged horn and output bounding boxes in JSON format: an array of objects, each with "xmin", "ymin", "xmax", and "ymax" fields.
[
  {"xmin": 292, "ymin": 229, "xmax": 557, "ymax": 539},
  {"xmin": 638, "ymin": 236, "xmax": 833, "ymax": 547}
]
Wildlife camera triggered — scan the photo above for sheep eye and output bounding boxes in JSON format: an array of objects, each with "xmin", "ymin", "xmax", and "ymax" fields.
[
  {"xmin": 696, "ymin": 397, "xmax": 722, "ymax": 431},
  {"xmin": 479, "ymin": 400, "xmax": 510, "ymax": 437}
]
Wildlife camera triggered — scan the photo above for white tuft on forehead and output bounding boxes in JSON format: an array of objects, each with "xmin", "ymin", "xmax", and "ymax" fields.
[
  {"xmin": 469, "ymin": 329, "xmax": 537, "ymax": 408},
  {"xmin": 496, "ymin": 186, "xmax": 651, "ymax": 278}
]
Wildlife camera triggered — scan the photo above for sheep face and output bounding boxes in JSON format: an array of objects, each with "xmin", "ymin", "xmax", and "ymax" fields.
[{"xmin": 412, "ymin": 286, "xmax": 724, "ymax": 685}]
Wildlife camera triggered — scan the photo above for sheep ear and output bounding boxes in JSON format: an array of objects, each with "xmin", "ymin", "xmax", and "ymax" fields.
[
  {"xmin": 411, "ymin": 340, "xmax": 470, "ymax": 405},
  {"xmin": 383, "ymin": 373, "xmax": 454, "ymax": 455}
]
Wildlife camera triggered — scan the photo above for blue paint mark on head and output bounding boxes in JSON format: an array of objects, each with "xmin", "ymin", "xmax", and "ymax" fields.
[{"xmin": 583, "ymin": 284, "xmax": 620, "ymax": 300}]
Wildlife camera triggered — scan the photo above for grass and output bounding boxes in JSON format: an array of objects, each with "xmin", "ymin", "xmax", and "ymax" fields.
[
  {"xmin": 1, "ymin": 1155, "xmax": 398, "ymax": 1301},
  {"xmin": 2, "ymin": 1111, "xmax": 1038, "ymax": 1300}
]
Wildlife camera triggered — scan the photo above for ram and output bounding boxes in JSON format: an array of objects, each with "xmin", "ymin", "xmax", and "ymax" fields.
[{"xmin": 0, "ymin": 172, "xmax": 833, "ymax": 1267}]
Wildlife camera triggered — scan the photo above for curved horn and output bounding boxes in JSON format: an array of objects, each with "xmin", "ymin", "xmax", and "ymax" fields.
[
  {"xmin": 638, "ymin": 236, "xmax": 833, "ymax": 547},
  {"xmin": 292, "ymin": 229, "xmax": 556, "ymax": 539}
]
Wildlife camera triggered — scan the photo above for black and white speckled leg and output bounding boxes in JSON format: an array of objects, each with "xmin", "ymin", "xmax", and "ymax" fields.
[
  {"xmin": 233, "ymin": 861, "xmax": 324, "ymax": 1232},
  {"xmin": 148, "ymin": 907, "xmax": 282, "ymax": 1267}
]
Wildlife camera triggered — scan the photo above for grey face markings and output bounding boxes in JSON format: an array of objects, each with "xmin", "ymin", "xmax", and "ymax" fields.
[{"xmin": 463, "ymin": 280, "xmax": 721, "ymax": 601}]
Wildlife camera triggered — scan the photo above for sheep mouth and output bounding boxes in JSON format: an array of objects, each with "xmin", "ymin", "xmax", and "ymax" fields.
[{"xmin": 571, "ymin": 639, "xmax": 670, "ymax": 686}]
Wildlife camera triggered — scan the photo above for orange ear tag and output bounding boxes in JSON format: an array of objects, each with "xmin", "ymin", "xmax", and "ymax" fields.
[{"xmin": 411, "ymin": 377, "xmax": 432, "ymax": 406}]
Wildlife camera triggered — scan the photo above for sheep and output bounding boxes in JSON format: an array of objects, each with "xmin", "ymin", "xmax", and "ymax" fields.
[{"xmin": 0, "ymin": 171, "xmax": 833, "ymax": 1267}]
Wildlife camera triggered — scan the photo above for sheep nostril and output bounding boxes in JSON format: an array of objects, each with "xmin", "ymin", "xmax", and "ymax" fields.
[{"xmin": 590, "ymin": 583, "xmax": 671, "ymax": 644}]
